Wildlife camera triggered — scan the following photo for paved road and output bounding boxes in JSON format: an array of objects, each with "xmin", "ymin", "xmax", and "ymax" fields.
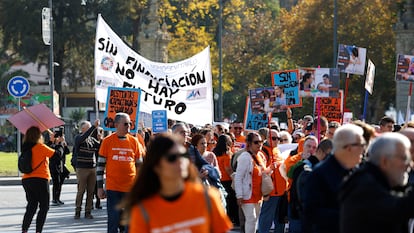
[
  {"xmin": 0, "ymin": 183, "xmax": 241, "ymax": 233},
  {"xmin": 0, "ymin": 184, "xmax": 107, "ymax": 233}
]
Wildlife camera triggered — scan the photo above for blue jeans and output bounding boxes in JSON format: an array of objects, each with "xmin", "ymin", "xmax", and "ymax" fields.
[
  {"xmin": 288, "ymin": 205, "xmax": 302, "ymax": 233},
  {"xmin": 257, "ymin": 196, "xmax": 285, "ymax": 233},
  {"xmin": 107, "ymin": 190, "xmax": 127, "ymax": 233}
]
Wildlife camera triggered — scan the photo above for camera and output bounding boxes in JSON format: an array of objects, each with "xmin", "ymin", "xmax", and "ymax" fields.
[{"xmin": 54, "ymin": 126, "xmax": 64, "ymax": 137}]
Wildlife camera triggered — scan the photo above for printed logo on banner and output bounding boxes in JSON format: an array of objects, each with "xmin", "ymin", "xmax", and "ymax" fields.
[
  {"xmin": 271, "ymin": 69, "xmax": 302, "ymax": 108},
  {"xmin": 103, "ymin": 87, "xmax": 141, "ymax": 133},
  {"xmin": 101, "ymin": 56, "xmax": 114, "ymax": 71},
  {"xmin": 186, "ymin": 88, "xmax": 207, "ymax": 100}
]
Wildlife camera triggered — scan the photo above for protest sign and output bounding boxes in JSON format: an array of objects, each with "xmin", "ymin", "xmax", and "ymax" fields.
[
  {"xmin": 299, "ymin": 68, "xmax": 340, "ymax": 98},
  {"xmin": 315, "ymin": 91, "xmax": 343, "ymax": 123},
  {"xmin": 365, "ymin": 59, "xmax": 375, "ymax": 94},
  {"xmin": 95, "ymin": 15, "xmax": 213, "ymax": 126},
  {"xmin": 395, "ymin": 54, "xmax": 414, "ymax": 82},
  {"xmin": 103, "ymin": 87, "xmax": 141, "ymax": 132},
  {"xmin": 337, "ymin": 44, "xmax": 367, "ymax": 75},
  {"xmin": 244, "ymin": 98, "xmax": 268, "ymax": 131},
  {"xmin": 249, "ymin": 86, "xmax": 288, "ymax": 114},
  {"xmin": 271, "ymin": 69, "xmax": 302, "ymax": 108}
]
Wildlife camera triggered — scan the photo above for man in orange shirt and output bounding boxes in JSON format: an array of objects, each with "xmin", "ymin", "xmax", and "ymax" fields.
[
  {"xmin": 232, "ymin": 121, "xmax": 246, "ymax": 151},
  {"xmin": 97, "ymin": 113, "xmax": 143, "ymax": 233}
]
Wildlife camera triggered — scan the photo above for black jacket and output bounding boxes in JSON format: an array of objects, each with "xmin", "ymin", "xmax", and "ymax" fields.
[
  {"xmin": 304, "ymin": 154, "xmax": 350, "ymax": 233},
  {"xmin": 339, "ymin": 162, "xmax": 414, "ymax": 233},
  {"xmin": 72, "ymin": 126, "xmax": 100, "ymax": 169}
]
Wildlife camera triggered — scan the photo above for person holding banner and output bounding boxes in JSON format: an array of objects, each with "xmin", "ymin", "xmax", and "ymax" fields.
[
  {"xmin": 97, "ymin": 113, "xmax": 143, "ymax": 233},
  {"xmin": 21, "ymin": 126, "xmax": 65, "ymax": 233}
]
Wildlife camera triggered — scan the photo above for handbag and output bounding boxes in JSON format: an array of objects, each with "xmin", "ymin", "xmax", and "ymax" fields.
[{"xmin": 261, "ymin": 172, "xmax": 274, "ymax": 196}]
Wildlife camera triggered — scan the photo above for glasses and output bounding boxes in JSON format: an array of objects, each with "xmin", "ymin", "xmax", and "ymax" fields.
[
  {"xmin": 271, "ymin": 137, "xmax": 279, "ymax": 141},
  {"xmin": 124, "ymin": 122, "xmax": 132, "ymax": 126},
  {"xmin": 280, "ymin": 138, "xmax": 289, "ymax": 142},
  {"xmin": 234, "ymin": 127, "xmax": 243, "ymax": 130},
  {"xmin": 165, "ymin": 153, "xmax": 189, "ymax": 163},
  {"xmin": 344, "ymin": 143, "xmax": 366, "ymax": 149},
  {"xmin": 179, "ymin": 130, "xmax": 188, "ymax": 135},
  {"xmin": 253, "ymin": 140, "xmax": 263, "ymax": 145}
]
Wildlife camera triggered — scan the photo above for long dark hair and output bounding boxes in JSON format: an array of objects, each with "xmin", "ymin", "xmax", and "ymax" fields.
[
  {"xmin": 23, "ymin": 126, "xmax": 42, "ymax": 144},
  {"xmin": 120, "ymin": 134, "xmax": 199, "ymax": 221},
  {"xmin": 213, "ymin": 134, "xmax": 232, "ymax": 156}
]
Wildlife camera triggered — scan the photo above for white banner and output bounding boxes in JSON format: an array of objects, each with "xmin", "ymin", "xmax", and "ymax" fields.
[{"xmin": 94, "ymin": 15, "xmax": 213, "ymax": 126}]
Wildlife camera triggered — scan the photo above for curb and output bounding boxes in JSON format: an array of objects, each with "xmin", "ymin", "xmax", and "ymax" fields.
[{"xmin": 0, "ymin": 174, "xmax": 77, "ymax": 186}]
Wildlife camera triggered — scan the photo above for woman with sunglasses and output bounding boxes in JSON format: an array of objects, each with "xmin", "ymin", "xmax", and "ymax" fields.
[
  {"xmin": 234, "ymin": 132, "xmax": 270, "ymax": 233},
  {"xmin": 121, "ymin": 134, "xmax": 232, "ymax": 233}
]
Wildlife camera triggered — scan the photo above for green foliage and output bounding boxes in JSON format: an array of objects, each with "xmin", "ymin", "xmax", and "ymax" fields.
[
  {"xmin": 277, "ymin": 0, "xmax": 399, "ymax": 122},
  {"xmin": 69, "ymin": 108, "xmax": 86, "ymax": 125},
  {"xmin": 0, "ymin": 152, "xmax": 74, "ymax": 176},
  {"xmin": 0, "ymin": 0, "xmax": 403, "ymax": 124}
]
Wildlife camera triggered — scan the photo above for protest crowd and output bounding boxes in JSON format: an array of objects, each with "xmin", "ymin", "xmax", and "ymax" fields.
[
  {"xmin": 16, "ymin": 107, "xmax": 414, "ymax": 233},
  {"xmin": 11, "ymin": 13, "xmax": 414, "ymax": 233}
]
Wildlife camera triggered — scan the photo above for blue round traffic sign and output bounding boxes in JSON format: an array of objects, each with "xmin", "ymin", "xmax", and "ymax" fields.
[{"xmin": 7, "ymin": 76, "xmax": 30, "ymax": 98}]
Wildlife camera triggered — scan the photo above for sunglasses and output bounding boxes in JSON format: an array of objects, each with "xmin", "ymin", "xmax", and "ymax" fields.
[
  {"xmin": 124, "ymin": 122, "xmax": 132, "ymax": 126},
  {"xmin": 234, "ymin": 127, "xmax": 243, "ymax": 130},
  {"xmin": 165, "ymin": 153, "xmax": 189, "ymax": 163},
  {"xmin": 271, "ymin": 137, "xmax": 279, "ymax": 141},
  {"xmin": 253, "ymin": 140, "xmax": 263, "ymax": 145}
]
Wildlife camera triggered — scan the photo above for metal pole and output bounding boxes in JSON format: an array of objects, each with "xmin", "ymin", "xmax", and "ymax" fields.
[
  {"xmin": 49, "ymin": 0, "xmax": 54, "ymax": 112},
  {"xmin": 333, "ymin": 0, "xmax": 338, "ymax": 67},
  {"xmin": 218, "ymin": 0, "xmax": 223, "ymax": 121},
  {"xmin": 17, "ymin": 98, "xmax": 21, "ymax": 176}
]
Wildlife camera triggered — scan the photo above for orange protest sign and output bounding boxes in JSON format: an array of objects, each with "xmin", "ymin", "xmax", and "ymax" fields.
[
  {"xmin": 315, "ymin": 91, "xmax": 343, "ymax": 123},
  {"xmin": 103, "ymin": 87, "xmax": 141, "ymax": 132}
]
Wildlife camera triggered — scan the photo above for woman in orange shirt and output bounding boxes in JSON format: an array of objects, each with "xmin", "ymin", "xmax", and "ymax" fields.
[
  {"xmin": 213, "ymin": 134, "xmax": 239, "ymax": 225},
  {"xmin": 234, "ymin": 132, "xmax": 268, "ymax": 233},
  {"xmin": 21, "ymin": 126, "xmax": 64, "ymax": 233},
  {"xmin": 121, "ymin": 134, "xmax": 232, "ymax": 233}
]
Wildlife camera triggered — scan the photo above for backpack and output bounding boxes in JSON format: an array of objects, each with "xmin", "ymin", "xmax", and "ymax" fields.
[{"xmin": 18, "ymin": 142, "xmax": 41, "ymax": 174}]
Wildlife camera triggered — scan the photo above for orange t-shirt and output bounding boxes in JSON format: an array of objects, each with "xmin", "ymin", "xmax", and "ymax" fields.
[
  {"xmin": 216, "ymin": 153, "xmax": 232, "ymax": 181},
  {"xmin": 243, "ymin": 154, "xmax": 264, "ymax": 204},
  {"xmin": 99, "ymin": 133, "xmax": 141, "ymax": 192},
  {"xmin": 22, "ymin": 143, "xmax": 55, "ymax": 181},
  {"xmin": 283, "ymin": 153, "xmax": 302, "ymax": 190},
  {"xmin": 233, "ymin": 135, "xmax": 246, "ymax": 151},
  {"xmin": 268, "ymin": 147, "xmax": 288, "ymax": 196},
  {"xmin": 129, "ymin": 182, "xmax": 233, "ymax": 233}
]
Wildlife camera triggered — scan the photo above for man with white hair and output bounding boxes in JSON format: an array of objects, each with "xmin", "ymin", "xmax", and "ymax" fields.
[
  {"xmin": 304, "ymin": 124, "xmax": 365, "ymax": 233},
  {"xmin": 339, "ymin": 133, "xmax": 414, "ymax": 233}
]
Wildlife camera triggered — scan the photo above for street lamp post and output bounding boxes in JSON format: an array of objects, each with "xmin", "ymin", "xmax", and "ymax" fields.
[
  {"xmin": 218, "ymin": 0, "xmax": 223, "ymax": 121},
  {"xmin": 49, "ymin": 0, "xmax": 55, "ymax": 113},
  {"xmin": 333, "ymin": 0, "xmax": 338, "ymax": 67}
]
